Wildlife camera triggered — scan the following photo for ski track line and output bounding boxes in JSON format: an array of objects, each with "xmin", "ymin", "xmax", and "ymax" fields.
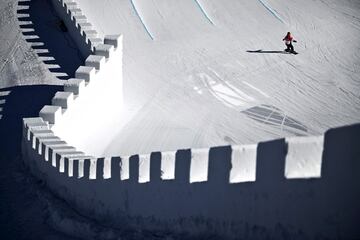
[
  {"xmin": 242, "ymin": 81, "xmax": 270, "ymax": 98},
  {"xmin": 257, "ymin": 0, "xmax": 285, "ymax": 24},
  {"xmin": 193, "ymin": 0, "xmax": 214, "ymax": 25},
  {"xmin": 130, "ymin": 0, "xmax": 154, "ymax": 40}
]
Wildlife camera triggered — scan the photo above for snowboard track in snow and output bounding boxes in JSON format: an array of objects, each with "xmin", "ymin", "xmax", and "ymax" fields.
[
  {"xmin": 257, "ymin": 0, "xmax": 285, "ymax": 23},
  {"xmin": 130, "ymin": 0, "xmax": 154, "ymax": 40},
  {"xmin": 193, "ymin": 0, "xmax": 214, "ymax": 25}
]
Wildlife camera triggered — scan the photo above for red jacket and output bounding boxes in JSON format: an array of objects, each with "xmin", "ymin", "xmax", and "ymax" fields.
[{"xmin": 283, "ymin": 35, "xmax": 294, "ymax": 44}]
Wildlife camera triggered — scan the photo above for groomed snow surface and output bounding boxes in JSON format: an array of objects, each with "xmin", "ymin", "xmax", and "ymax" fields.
[{"xmin": 55, "ymin": 0, "xmax": 360, "ymax": 157}]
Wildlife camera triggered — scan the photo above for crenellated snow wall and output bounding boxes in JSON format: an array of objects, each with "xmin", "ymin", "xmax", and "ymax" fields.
[
  {"xmin": 20, "ymin": 0, "xmax": 360, "ymax": 239},
  {"xmin": 22, "ymin": 119, "xmax": 360, "ymax": 239},
  {"xmin": 50, "ymin": 0, "xmax": 103, "ymax": 57}
]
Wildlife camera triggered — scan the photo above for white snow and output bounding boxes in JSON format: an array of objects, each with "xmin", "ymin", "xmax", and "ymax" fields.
[
  {"xmin": 103, "ymin": 157, "xmax": 112, "ymax": 179},
  {"xmin": 285, "ymin": 135, "xmax": 324, "ymax": 179},
  {"xmin": 120, "ymin": 155, "xmax": 130, "ymax": 180},
  {"xmin": 138, "ymin": 154, "xmax": 151, "ymax": 183},
  {"xmin": 2, "ymin": 0, "xmax": 359, "ymax": 238},
  {"xmin": 89, "ymin": 158, "xmax": 97, "ymax": 180},
  {"xmin": 190, "ymin": 148, "xmax": 209, "ymax": 183},
  {"xmin": 61, "ymin": 0, "xmax": 360, "ymax": 157},
  {"xmin": 230, "ymin": 144, "xmax": 257, "ymax": 183},
  {"xmin": 160, "ymin": 151, "xmax": 176, "ymax": 180}
]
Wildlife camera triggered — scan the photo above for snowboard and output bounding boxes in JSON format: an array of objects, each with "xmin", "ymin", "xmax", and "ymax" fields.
[{"xmin": 285, "ymin": 49, "xmax": 298, "ymax": 55}]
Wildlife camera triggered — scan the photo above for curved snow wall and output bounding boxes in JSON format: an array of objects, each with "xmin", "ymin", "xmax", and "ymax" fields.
[
  {"xmin": 22, "ymin": 119, "xmax": 360, "ymax": 239},
  {"xmin": 21, "ymin": 0, "xmax": 360, "ymax": 238}
]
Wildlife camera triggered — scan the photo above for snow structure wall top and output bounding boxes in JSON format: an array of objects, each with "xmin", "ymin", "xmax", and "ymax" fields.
[{"xmin": 21, "ymin": 0, "xmax": 360, "ymax": 239}]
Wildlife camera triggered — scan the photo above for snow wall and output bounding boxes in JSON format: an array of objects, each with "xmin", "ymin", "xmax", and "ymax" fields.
[
  {"xmin": 21, "ymin": 0, "xmax": 360, "ymax": 239},
  {"xmin": 48, "ymin": 0, "xmax": 124, "ymax": 155},
  {"xmin": 22, "ymin": 119, "xmax": 360, "ymax": 239}
]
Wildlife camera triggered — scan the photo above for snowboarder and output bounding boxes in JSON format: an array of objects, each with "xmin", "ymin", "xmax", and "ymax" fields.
[{"xmin": 283, "ymin": 32, "xmax": 297, "ymax": 53}]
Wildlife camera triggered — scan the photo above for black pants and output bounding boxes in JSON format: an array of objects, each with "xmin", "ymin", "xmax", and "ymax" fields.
[{"xmin": 286, "ymin": 43, "xmax": 294, "ymax": 52}]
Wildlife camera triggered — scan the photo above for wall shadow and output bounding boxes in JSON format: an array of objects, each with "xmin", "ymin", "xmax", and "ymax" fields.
[
  {"xmin": 0, "ymin": 84, "xmax": 63, "ymax": 239},
  {"xmin": 17, "ymin": 0, "xmax": 84, "ymax": 79},
  {"xmin": 0, "ymin": 85, "xmax": 61, "ymax": 158},
  {"xmin": 242, "ymin": 104, "xmax": 309, "ymax": 135}
]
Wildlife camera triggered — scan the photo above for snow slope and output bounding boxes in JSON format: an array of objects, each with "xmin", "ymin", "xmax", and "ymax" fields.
[{"xmin": 60, "ymin": 0, "xmax": 360, "ymax": 157}]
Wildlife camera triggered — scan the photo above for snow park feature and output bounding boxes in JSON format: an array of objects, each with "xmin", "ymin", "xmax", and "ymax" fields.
[{"xmin": 0, "ymin": 0, "xmax": 359, "ymax": 239}]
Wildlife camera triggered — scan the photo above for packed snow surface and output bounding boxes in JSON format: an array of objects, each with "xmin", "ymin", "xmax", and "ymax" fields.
[{"xmin": 62, "ymin": 0, "xmax": 360, "ymax": 156}]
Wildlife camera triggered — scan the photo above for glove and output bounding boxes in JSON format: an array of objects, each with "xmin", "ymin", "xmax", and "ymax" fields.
[{"xmin": 293, "ymin": 40, "xmax": 297, "ymax": 43}]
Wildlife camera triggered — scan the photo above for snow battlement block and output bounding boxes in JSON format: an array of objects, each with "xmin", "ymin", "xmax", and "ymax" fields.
[
  {"xmin": 69, "ymin": 8, "xmax": 82, "ymax": 19},
  {"xmin": 73, "ymin": 15, "xmax": 87, "ymax": 24},
  {"xmin": 23, "ymin": 117, "xmax": 47, "ymax": 141},
  {"xmin": 57, "ymin": 151, "xmax": 85, "ymax": 173},
  {"xmin": 42, "ymin": 140, "xmax": 68, "ymax": 161},
  {"xmin": 88, "ymin": 38, "xmax": 103, "ymax": 51},
  {"xmin": 52, "ymin": 91, "xmax": 74, "ymax": 109},
  {"xmin": 95, "ymin": 44, "xmax": 115, "ymax": 58},
  {"xmin": 50, "ymin": 146, "xmax": 77, "ymax": 167},
  {"xmin": 64, "ymin": 78, "xmax": 86, "ymax": 95},
  {"xmin": 61, "ymin": 0, "xmax": 73, "ymax": 5},
  {"xmin": 23, "ymin": 117, "xmax": 45, "ymax": 133},
  {"xmin": 190, "ymin": 148, "xmax": 210, "ymax": 183},
  {"xmin": 37, "ymin": 136, "xmax": 62, "ymax": 155},
  {"xmin": 64, "ymin": 1, "xmax": 77, "ymax": 14},
  {"xmin": 29, "ymin": 129, "xmax": 55, "ymax": 149},
  {"xmin": 230, "ymin": 144, "xmax": 257, "ymax": 183},
  {"xmin": 75, "ymin": 66, "xmax": 96, "ymax": 82},
  {"xmin": 39, "ymin": 105, "xmax": 62, "ymax": 124},
  {"xmin": 66, "ymin": 156, "xmax": 93, "ymax": 178},
  {"xmin": 104, "ymin": 35, "xmax": 122, "ymax": 49},
  {"xmin": 83, "ymin": 29, "xmax": 97, "ymax": 39},
  {"xmin": 77, "ymin": 22, "xmax": 92, "ymax": 32},
  {"xmin": 285, "ymin": 135, "xmax": 324, "ymax": 179},
  {"xmin": 85, "ymin": 55, "xmax": 106, "ymax": 70}
]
